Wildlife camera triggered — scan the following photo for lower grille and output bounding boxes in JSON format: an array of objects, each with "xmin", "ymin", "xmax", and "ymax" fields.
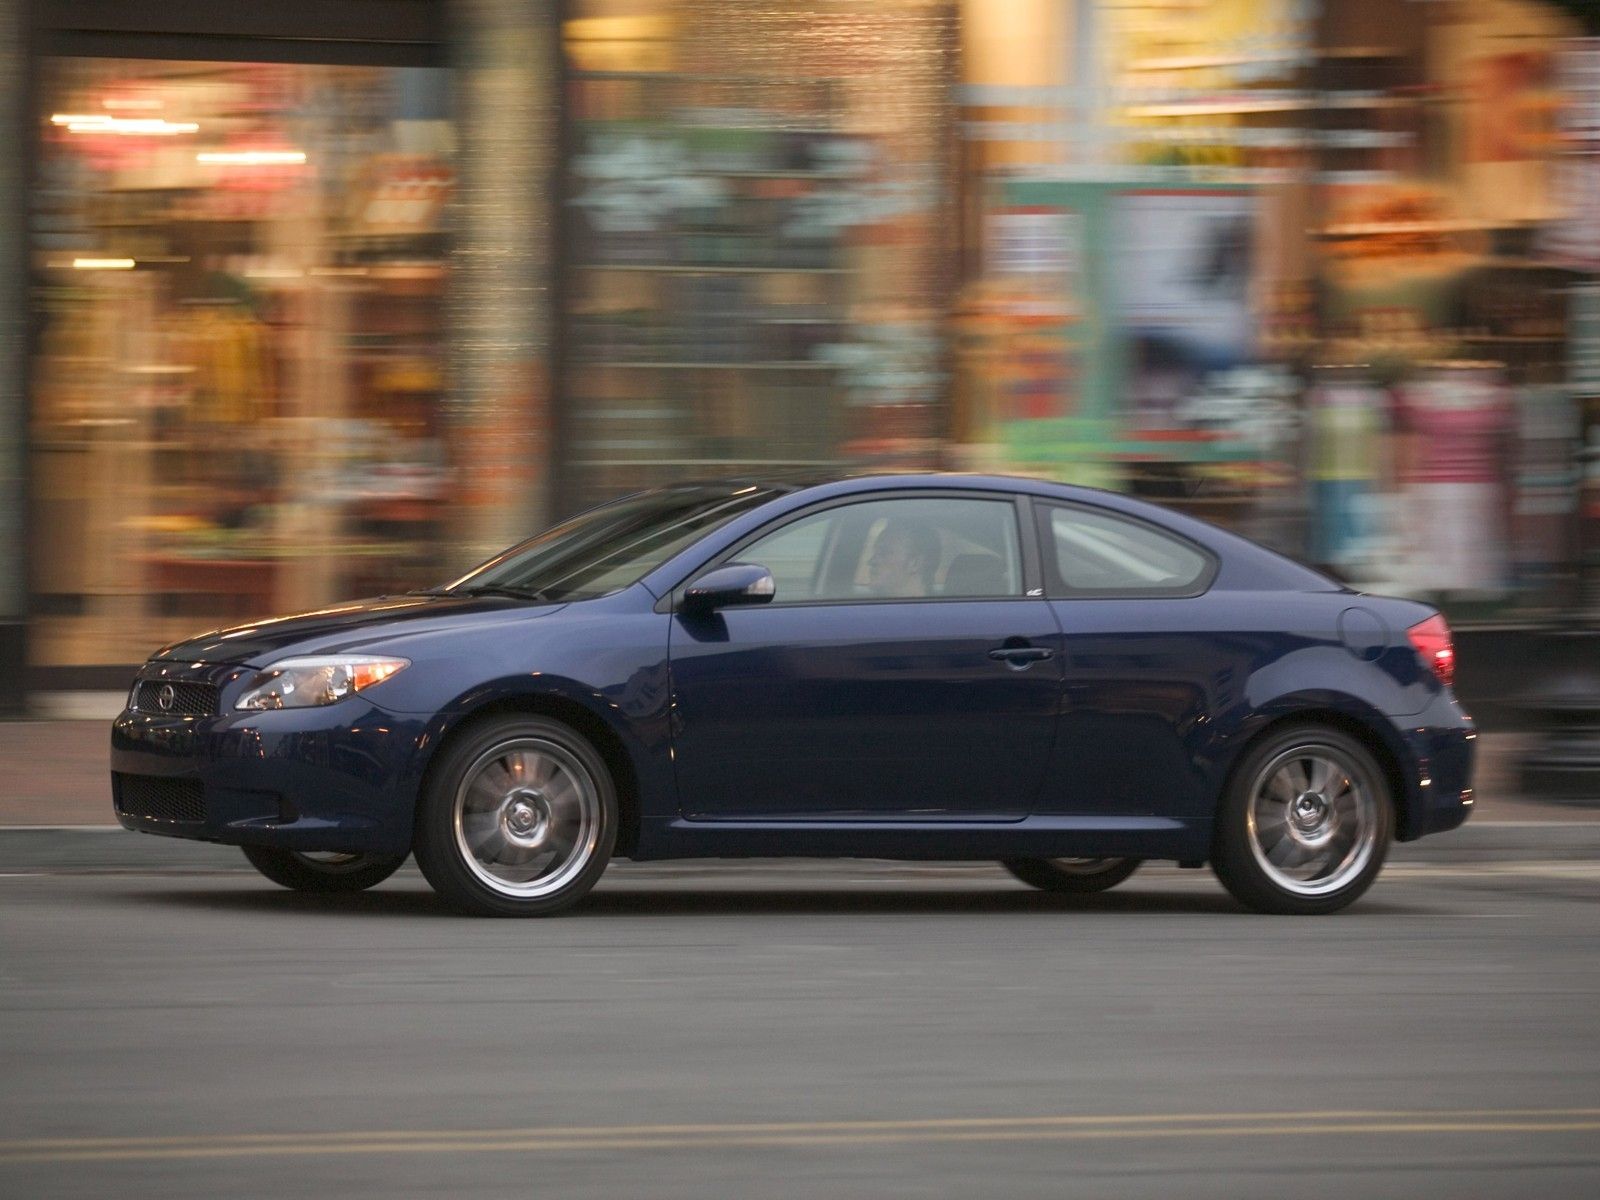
[
  {"xmin": 114, "ymin": 773, "xmax": 206, "ymax": 823},
  {"xmin": 132, "ymin": 680, "xmax": 218, "ymax": 717}
]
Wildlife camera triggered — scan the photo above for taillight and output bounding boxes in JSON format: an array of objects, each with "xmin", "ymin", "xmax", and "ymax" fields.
[{"xmin": 1408, "ymin": 614, "xmax": 1455, "ymax": 689}]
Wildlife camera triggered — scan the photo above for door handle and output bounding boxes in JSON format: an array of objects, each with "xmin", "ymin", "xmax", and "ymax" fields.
[{"xmin": 988, "ymin": 645, "xmax": 1053, "ymax": 664}]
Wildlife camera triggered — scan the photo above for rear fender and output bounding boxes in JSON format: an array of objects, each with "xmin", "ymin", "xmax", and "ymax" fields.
[{"xmin": 1219, "ymin": 689, "xmax": 1422, "ymax": 840}]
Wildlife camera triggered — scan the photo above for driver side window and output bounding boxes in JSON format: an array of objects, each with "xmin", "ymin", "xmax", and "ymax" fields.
[{"xmin": 737, "ymin": 496, "xmax": 1022, "ymax": 604}]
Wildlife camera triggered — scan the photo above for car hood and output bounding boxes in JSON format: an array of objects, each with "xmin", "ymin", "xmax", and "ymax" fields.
[{"xmin": 150, "ymin": 594, "xmax": 566, "ymax": 666}]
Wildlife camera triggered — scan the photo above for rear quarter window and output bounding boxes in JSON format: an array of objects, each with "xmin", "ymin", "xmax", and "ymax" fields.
[{"xmin": 1041, "ymin": 503, "xmax": 1215, "ymax": 597}]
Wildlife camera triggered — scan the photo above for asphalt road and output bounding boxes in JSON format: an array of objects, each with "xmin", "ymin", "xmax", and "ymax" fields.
[{"xmin": 3, "ymin": 859, "xmax": 1599, "ymax": 1200}]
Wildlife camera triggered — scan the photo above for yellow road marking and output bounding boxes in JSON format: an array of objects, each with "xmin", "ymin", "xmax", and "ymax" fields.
[{"xmin": 4, "ymin": 1109, "xmax": 1599, "ymax": 1165}]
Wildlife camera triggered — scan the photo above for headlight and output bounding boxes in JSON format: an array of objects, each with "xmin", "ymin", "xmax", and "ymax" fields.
[{"xmin": 235, "ymin": 655, "xmax": 409, "ymax": 711}]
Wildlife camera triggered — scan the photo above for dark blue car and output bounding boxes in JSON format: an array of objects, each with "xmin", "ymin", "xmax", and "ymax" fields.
[{"xmin": 111, "ymin": 473, "xmax": 1474, "ymax": 916}]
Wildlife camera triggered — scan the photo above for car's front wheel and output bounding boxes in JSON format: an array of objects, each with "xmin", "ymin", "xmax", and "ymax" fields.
[
  {"xmin": 241, "ymin": 846, "xmax": 408, "ymax": 893},
  {"xmin": 1211, "ymin": 724, "xmax": 1392, "ymax": 915},
  {"xmin": 413, "ymin": 715, "xmax": 617, "ymax": 917},
  {"xmin": 1001, "ymin": 857, "xmax": 1141, "ymax": 893}
]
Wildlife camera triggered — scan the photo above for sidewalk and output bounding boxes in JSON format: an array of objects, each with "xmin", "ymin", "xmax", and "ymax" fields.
[{"xmin": 3, "ymin": 720, "xmax": 1597, "ymax": 870}]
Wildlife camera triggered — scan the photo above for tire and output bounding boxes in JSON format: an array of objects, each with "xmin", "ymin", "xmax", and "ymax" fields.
[
  {"xmin": 413, "ymin": 715, "xmax": 618, "ymax": 917},
  {"xmin": 1001, "ymin": 857, "xmax": 1141, "ymax": 894},
  {"xmin": 1211, "ymin": 724, "xmax": 1393, "ymax": 915},
  {"xmin": 241, "ymin": 845, "xmax": 408, "ymax": 893}
]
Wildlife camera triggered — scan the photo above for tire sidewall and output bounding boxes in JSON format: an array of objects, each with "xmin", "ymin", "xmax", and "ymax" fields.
[
  {"xmin": 1212, "ymin": 725, "xmax": 1393, "ymax": 915},
  {"xmin": 414, "ymin": 715, "xmax": 618, "ymax": 916}
]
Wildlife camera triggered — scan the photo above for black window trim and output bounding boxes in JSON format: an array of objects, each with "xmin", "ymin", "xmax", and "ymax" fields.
[
  {"xmin": 656, "ymin": 488, "xmax": 1044, "ymax": 614},
  {"xmin": 1034, "ymin": 500, "xmax": 1218, "ymax": 601}
]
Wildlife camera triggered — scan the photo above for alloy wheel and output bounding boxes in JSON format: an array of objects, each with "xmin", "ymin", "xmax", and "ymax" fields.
[
  {"xmin": 451, "ymin": 736, "xmax": 602, "ymax": 900},
  {"xmin": 1245, "ymin": 743, "xmax": 1379, "ymax": 898}
]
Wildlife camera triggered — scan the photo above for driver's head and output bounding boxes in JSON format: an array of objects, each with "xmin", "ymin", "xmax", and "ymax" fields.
[{"xmin": 867, "ymin": 518, "xmax": 941, "ymax": 597}]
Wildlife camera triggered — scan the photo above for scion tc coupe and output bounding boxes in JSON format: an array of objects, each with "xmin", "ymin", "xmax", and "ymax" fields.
[{"xmin": 112, "ymin": 474, "xmax": 1474, "ymax": 915}]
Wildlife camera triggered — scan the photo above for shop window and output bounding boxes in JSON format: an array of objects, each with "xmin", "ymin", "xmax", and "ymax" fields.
[
  {"xmin": 30, "ymin": 58, "xmax": 455, "ymax": 666},
  {"xmin": 560, "ymin": 0, "xmax": 957, "ymax": 510}
]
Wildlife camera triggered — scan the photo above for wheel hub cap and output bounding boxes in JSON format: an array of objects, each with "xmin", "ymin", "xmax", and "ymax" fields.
[
  {"xmin": 501, "ymin": 788, "xmax": 550, "ymax": 847},
  {"xmin": 1290, "ymin": 791, "xmax": 1334, "ymax": 844}
]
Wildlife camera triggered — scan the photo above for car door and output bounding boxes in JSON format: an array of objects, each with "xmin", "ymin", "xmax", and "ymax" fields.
[
  {"xmin": 1032, "ymin": 500, "xmax": 1227, "ymax": 822},
  {"xmin": 668, "ymin": 493, "xmax": 1062, "ymax": 821}
]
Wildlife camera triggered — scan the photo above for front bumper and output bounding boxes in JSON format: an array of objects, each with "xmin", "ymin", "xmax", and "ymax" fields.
[
  {"xmin": 1396, "ymin": 691, "xmax": 1476, "ymax": 840},
  {"xmin": 110, "ymin": 666, "xmax": 426, "ymax": 856}
]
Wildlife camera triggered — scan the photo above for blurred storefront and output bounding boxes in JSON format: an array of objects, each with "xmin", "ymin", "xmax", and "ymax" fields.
[
  {"xmin": 558, "ymin": 0, "xmax": 956, "ymax": 509},
  {"xmin": 2, "ymin": 0, "xmax": 1599, "ymax": 705},
  {"xmin": 11, "ymin": 3, "xmax": 469, "ymax": 690},
  {"xmin": 954, "ymin": 0, "xmax": 1600, "ymax": 640},
  {"xmin": 32, "ymin": 55, "xmax": 458, "ymax": 669}
]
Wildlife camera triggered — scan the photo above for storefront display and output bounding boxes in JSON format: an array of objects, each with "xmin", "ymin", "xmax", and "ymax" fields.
[
  {"xmin": 945, "ymin": 0, "xmax": 1595, "ymax": 628},
  {"xmin": 966, "ymin": 178, "xmax": 1299, "ymax": 542},
  {"xmin": 559, "ymin": 0, "xmax": 956, "ymax": 509},
  {"xmin": 31, "ymin": 59, "xmax": 455, "ymax": 667}
]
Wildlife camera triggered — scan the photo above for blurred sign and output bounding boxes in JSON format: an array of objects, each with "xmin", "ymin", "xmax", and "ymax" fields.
[
  {"xmin": 1116, "ymin": 190, "xmax": 1254, "ymax": 351},
  {"xmin": 988, "ymin": 210, "xmax": 1079, "ymax": 279},
  {"xmin": 1116, "ymin": 188, "xmax": 1258, "ymax": 435},
  {"xmin": 352, "ymin": 155, "xmax": 452, "ymax": 236}
]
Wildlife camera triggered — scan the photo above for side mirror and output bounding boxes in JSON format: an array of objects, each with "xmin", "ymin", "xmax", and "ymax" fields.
[{"xmin": 682, "ymin": 563, "xmax": 776, "ymax": 614}]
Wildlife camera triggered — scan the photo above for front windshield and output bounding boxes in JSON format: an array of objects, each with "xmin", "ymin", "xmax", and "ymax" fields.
[{"xmin": 444, "ymin": 484, "xmax": 781, "ymax": 603}]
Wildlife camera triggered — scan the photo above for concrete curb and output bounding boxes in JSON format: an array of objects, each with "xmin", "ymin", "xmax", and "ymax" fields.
[{"xmin": 2, "ymin": 822, "xmax": 1596, "ymax": 874}]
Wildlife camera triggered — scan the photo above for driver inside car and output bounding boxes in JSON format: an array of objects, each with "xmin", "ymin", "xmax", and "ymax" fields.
[{"xmin": 865, "ymin": 518, "xmax": 942, "ymax": 598}]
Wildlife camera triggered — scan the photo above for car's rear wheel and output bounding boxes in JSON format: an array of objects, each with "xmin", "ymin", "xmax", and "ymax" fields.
[
  {"xmin": 240, "ymin": 846, "xmax": 408, "ymax": 893},
  {"xmin": 1001, "ymin": 857, "xmax": 1141, "ymax": 893},
  {"xmin": 1211, "ymin": 724, "xmax": 1392, "ymax": 915},
  {"xmin": 413, "ymin": 715, "xmax": 617, "ymax": 917}
]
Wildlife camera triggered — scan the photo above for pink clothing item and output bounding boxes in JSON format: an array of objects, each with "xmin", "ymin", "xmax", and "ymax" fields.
[{"xmin": 1394, "ymin": 376, "xmax": 1511, "ymax": 485}]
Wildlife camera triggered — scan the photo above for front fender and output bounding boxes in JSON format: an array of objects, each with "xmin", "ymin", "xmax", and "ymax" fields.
[{"xmin": 400, "ymin": 668, "xmax": 677, "ymax": 834}]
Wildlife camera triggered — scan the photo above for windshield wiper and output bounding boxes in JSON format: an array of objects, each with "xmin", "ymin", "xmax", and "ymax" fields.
[{"xmin": 450, "ymin": 583, "xmax": 552, "ymax": 602}]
